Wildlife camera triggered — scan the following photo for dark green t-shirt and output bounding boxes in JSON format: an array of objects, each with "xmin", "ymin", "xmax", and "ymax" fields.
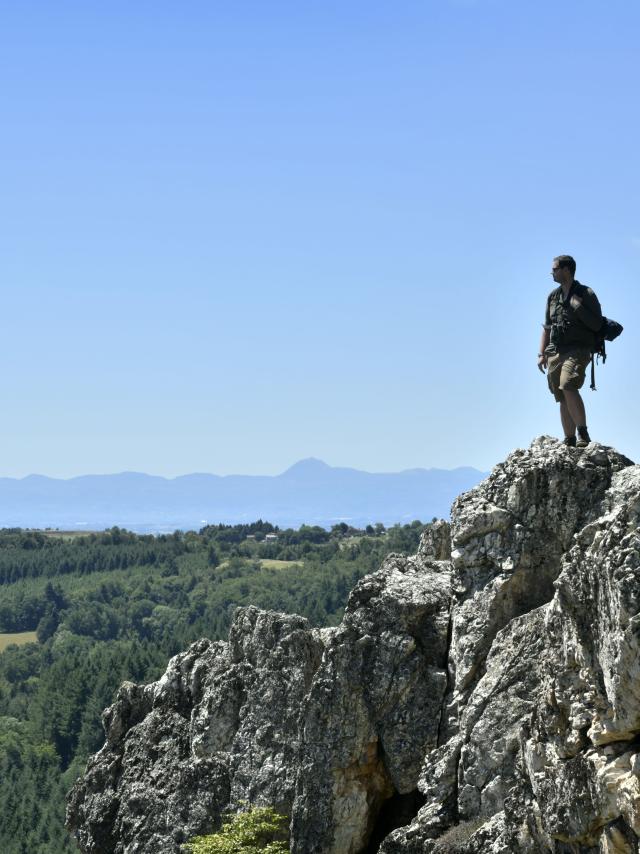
[{"xmin": 544, "ymin": 280, "xmax": 602, "ymax": 354}]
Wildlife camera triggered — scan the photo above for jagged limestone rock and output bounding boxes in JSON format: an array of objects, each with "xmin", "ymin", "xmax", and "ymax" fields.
[
  {"xmin": 382, "ymin": 439, "xmax": 640, "ymax": 853},
  {"xmin": 67, "ymin": 438, "xmax": 640, "ymax": 854},
  {"xmin": 449, "ymin": 437, "xmax": 630, "ymax": 701},
  {"xmin": 67, "ymin": 616, "xmax": 322, "ymax": 853},
  {"xmin": 417, "ymin": 519, "xmax": 451, "ymax": 563},
  {"xmin": 290, "ymin": 554, "xmax": 451, "ymax": 853},
  {"xmin": 67, "ymin": 546, "xmax": 451, "ymax": 853}
]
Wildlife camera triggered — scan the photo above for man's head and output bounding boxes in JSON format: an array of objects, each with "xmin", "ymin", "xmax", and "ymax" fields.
[{"xmin": 551, "ymin": 254, "xmax": 576, "ymax": 285}]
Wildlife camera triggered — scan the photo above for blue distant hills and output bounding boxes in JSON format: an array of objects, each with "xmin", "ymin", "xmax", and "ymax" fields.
[{"xmin": 0, "ymin": 458, "xmax": 487, "ymax": 533}]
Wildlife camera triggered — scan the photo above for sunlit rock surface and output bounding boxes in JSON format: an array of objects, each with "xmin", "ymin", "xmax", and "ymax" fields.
[{"xmin": 67, "ymin": 437, "xmax": 640, "ymax": 854}]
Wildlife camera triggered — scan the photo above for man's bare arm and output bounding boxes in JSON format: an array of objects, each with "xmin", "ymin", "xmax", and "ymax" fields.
[{"xmin": 538, "ymin": 326, "xmax": 550, "ymax": 372}]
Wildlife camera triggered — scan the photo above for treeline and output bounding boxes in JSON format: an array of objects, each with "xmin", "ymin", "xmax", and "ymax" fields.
[
  {"xmin": 0, "ymin": 527, "xmax": 187, "ymax": 591},
  {"xmin": 0, "ymin": 518, "xmax": 429, "ymax": 853},
  {"xmin": 0, "ymin": 521, "xmax": 425, "ymax": 634}
]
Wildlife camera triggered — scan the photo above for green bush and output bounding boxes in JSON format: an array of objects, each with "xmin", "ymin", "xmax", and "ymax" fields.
[{"xmin": 183, "ymin": 806, "xmax": 289, "ymax": 853}]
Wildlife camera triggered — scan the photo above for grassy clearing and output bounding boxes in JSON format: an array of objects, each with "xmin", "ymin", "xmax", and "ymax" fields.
[
  {"xmin": 259, "ymin": 559, "xmax": 304, "ymax": 570},
  {"xmin": 339, "ymin": 536, "xmax": 364, "ymax": 549},
  {"xmin": 0, "ymin": 631, "xmax": 38, "ymax": 652},
  {"xmin": 40, "ymin": 530, "xmax": 99, "ymax": 541}
]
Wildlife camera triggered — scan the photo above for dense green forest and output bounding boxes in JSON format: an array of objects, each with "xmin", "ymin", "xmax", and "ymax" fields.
[{"xmin": 0, "ymin": 519, "xmax": 429, "ymax": 853}]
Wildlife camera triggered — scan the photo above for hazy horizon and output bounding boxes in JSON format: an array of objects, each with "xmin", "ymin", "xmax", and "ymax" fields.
[
  {"xmin": 0, "ymin": 456, "xmax": 487, "ymax": 481},
  {"xmin": 0, "ymin": 457, "xmax": 487, "ymax": 531}
]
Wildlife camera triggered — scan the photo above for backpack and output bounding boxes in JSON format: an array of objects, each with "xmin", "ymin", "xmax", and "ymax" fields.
[{"xmin": 590, "ymin": 317, "xmax": 623, "ymax": 390}]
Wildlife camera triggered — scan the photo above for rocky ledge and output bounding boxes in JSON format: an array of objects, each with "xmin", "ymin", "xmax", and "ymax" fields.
[{"xmin": 66, "ymin": 437, "xmax": 640, "ymax": 853}]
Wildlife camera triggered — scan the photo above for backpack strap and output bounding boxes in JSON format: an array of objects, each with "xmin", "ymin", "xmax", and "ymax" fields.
[{"xmin": 590, "ymin": 340, "xmax": 606, "ymax": 392}]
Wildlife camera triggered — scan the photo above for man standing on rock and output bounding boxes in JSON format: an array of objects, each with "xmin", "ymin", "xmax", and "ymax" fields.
[{"xmin": 538, "ymin": 255, "xmax": 602, "ymax": 447}]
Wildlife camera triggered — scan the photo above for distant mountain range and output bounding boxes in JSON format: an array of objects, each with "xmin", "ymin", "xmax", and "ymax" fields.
[{"xmin": 0, "ymin": 458, "xmax": 487, "ymax": 533}]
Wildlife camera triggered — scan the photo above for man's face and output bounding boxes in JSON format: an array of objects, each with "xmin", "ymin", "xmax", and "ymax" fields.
[{"xmin": 551, "ymin": 261, "xmax": 568, "ymax": 284}]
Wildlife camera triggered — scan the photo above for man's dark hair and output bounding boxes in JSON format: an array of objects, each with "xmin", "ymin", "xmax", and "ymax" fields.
[{"xmin": 554, "ymin": 254, "xmax": 576, "ymax": 276}]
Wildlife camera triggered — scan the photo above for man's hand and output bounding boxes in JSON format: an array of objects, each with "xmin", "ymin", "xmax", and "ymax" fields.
[
  {"xmin": 570, "ymin": 294, "xmax": 583, "ymax": 310},
  {"xmin": 537, "ymin": 354, "xmax": 547, "ymax": 373}
]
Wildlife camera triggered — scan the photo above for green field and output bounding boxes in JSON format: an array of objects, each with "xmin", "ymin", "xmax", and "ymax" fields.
[
  {"xmin": 0, "ymin": 631, "xmax": 38, "ymax": 652},
  {"xmin": 41, "ymin": 530, "xmax": 99, "ymax": 541},
  {"xmin": 217, "ymin": 558, "xmax": 303, "ymax": 571},
  {"xmin": 259, "ymin": 559, "xmax": 304, "ymax": 570}
]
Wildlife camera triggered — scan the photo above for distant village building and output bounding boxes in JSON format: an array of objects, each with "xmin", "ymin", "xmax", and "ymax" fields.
[
  {"xmin": 265, "ymin": 533, "xmax": 279, "ymax": 542},
  {"xmin": 245, "ymin": 534, "xmax": 256, "ymax": 540}
]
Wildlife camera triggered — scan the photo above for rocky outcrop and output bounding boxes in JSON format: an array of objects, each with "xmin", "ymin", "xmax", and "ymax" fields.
[
  {"xmin": 67, "ymin": 437, "xmax": 640, "ymax": 853},
  {"xmin": 67, "ymin": 540, "xmax": 452, "ymax": 853}
]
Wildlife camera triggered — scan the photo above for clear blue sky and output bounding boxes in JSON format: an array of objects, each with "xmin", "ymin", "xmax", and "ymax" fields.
[{"xmin": 2, "ymin": 0, "xmax": 638, "ymax": 477}]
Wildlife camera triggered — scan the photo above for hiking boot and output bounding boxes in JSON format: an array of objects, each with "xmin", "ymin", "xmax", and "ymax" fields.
[
  {"xmin": 563, "ymin": 435, "xmax": 577, "ymax": 447},
  {"xmin": 576, "ymin": 426, "xmax": 591, "ymax": 447}
]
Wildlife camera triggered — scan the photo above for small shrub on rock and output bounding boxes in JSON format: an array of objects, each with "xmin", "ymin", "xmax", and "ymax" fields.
[{"xmin": 183, "ymin": 806, "xmax": 289, "ymax": 853}]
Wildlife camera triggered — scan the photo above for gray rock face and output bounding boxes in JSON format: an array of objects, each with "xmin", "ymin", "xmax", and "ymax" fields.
[
  {"xmin": 67, "ymin": 438, "xmax": 640, "ymax": 854},
  {"xmin": 67, "ymin": 543, "xmax": 451, "ymax": 853},
  {"xmin": 382, "ymin": 438, "xmax": 639, "ymax": 854},
  {"xmin": 291, "ymin": 554, "xmax": 451, "ymax": 853}
]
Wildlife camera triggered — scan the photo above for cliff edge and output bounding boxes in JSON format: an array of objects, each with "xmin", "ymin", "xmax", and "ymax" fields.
[{"xmin": 66, "ymin": 437, "xmax": 640, "ymax": 853}]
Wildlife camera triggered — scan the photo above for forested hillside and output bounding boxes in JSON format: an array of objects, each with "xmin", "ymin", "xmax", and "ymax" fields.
[{"xmin": 0, "ymin": 519, "xmax": 428, "ymax": 853}]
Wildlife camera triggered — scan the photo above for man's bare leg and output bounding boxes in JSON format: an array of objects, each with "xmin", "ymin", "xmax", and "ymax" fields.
[
  {"xmin": 562, "ymin": 388, "xmax": 587, "ymax": 430},
  {"xmin": 559, "ymin": 398, "xmax": 576, "ymax": 437}
]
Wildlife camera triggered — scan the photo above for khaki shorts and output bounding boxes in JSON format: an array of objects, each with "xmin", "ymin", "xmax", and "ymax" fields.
[{"xmin": 546, "ymin": 349, "xmax": 591, "ymax": 402}]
